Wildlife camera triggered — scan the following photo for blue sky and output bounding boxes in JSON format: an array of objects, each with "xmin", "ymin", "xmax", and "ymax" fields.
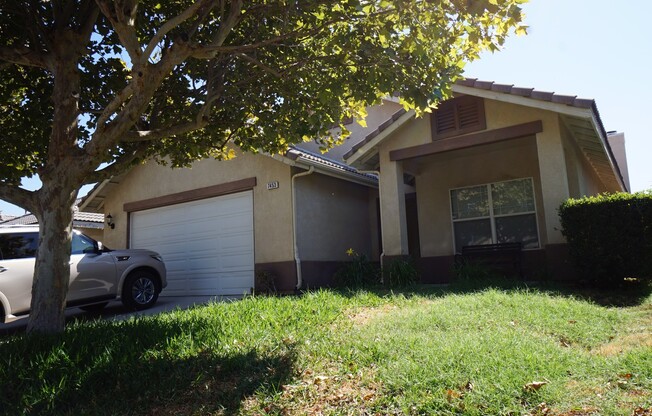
[
  {"xmin": 1, "ymin": 0, "xmax": 650, "ymax": 216},
  {"xmin": 464, "ymin": 0, "xmax": 651, "ymax": 193}
]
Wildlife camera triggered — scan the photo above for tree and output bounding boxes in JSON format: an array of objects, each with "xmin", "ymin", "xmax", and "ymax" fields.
[{"xmin": 0, "ymin": 0, "xmax": 526, "ymax": 334}]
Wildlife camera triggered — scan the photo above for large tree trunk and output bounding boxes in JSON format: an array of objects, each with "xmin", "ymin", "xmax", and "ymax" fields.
[
  {"xmin": 26, "ymin": 185, "xmax": 78, "ymax": 335},
  {"xmin": 25, "ymin": 27, "xmax": 84, "ymax": 335}
]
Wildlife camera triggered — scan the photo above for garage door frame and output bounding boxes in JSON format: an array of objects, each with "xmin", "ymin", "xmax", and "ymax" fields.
[{"xmin": 125, "ymin": 177, "xmax": 256, "ymax": 296}]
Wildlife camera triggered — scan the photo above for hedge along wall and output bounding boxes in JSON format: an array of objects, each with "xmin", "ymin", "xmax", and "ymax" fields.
[{"xmin": 558, "ymin": 191, "xmax": 652, "ymax": 284}]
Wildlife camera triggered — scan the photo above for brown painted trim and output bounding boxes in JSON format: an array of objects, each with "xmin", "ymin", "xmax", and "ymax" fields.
[
  {"xmin": 255, "ymin": 261, "xmax": 297, "ymax": 293},
  {"xmin": 390, "ymin": 120, "xmax": 543, "ymax": 162},
  {"xmin": 123, "ymin": 177, "xmax": 257, "ymax": 213}
]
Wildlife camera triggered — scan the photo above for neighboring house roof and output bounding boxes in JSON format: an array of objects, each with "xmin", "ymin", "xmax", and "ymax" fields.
[
  {"xmin": 344, "ymin": 78, "xmax": 628, "ymax": 192},
  {"xmin": 0, "ymin": 213, "xmax": 16, "ymax": 222},
  {"xmin": 0, "ymin": 208, "xmax": 105, "ymax": 229}
]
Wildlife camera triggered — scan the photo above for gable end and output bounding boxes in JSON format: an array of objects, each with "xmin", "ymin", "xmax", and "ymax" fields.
[{"xmin": 431, "ymin": 95, "xmax": 486, "ymax": 140}]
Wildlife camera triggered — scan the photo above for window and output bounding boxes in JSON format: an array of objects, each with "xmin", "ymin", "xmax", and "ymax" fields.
[
  {"xmin": 431, "ymin": 95, "xmax": 486, "ymax": 140},
  {"xmin": 71, "ymin": 231, "xmax": 96, "ymax": 254},
  {"xmin": 0, "ymin": 232, "xmax": 39, "ymax": 260},
  {"xmin": 450, "ymin": 178, "xmax": 539, "ymax": 253}
]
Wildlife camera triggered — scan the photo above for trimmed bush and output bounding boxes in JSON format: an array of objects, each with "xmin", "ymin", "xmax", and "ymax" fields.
[{"xmin": 558, "ymin": 191, "xmax": 652, "ymax": 285}]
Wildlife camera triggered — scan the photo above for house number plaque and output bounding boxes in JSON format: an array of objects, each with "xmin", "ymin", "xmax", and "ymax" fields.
[{"xmin": 267, "ymin": 181, "xmax": 279, "ymax": 190}]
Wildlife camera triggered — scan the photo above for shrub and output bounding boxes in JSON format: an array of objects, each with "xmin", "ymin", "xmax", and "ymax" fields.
[
  {"xmin": 385, "ymin": 256, "xmax": 419, "ymax": 287},
  {"xmin": 254, "ymin": 270, "xmax": 278, "ymax": 295},
  {"xmin": 558, "ymin": 191, "xmax": 652, "ymax": 286},
  {"xmin": 333, "ymin": 249, "xmax": 380, "ymax": 288}
]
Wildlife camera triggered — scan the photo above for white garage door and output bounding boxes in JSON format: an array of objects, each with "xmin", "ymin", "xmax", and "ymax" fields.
[{"xmin": 130, "ymin": 191, "xmax": 254, "ymax": 296}]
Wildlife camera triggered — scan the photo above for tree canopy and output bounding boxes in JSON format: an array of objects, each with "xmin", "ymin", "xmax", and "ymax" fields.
[{"xmin": 0, "ymin": 0, "xmax": 526, "ymax": 334}]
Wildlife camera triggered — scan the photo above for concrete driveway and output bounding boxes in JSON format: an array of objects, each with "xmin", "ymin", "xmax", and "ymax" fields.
[{"xmin": 0, "ymin": 295, "xmax": 239, "ymax": 336}]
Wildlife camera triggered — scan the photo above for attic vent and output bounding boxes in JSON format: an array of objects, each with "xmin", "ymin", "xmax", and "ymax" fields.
[{"xmin": 431, "ymin": 95, "xmax": 486, "ymax": 140}]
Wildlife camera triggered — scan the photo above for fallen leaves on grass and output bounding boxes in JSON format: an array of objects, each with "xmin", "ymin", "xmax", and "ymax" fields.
[
  {"xmin": 524, "ymin": 381, "xmax": 548, "ymax": 391},
  {"xmin": 243, "ymin": 367, "xmax": 383, "ymax": 415}
]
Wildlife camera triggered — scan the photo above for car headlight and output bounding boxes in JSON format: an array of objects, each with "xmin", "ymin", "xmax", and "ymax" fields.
[{"xmin": 151, "ymin": 254, "xmax": 164, "ymax": 262}]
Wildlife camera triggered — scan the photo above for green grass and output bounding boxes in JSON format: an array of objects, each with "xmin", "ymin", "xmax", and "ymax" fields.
[{"xmin": 1, "ymin": 284, "xmax": 651, "ymax": 415}]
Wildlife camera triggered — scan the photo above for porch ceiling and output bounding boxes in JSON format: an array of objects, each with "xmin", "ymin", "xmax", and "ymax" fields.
[{"xmin": 560, "ymin": 114, "xmax": 622, "ymax": 191}]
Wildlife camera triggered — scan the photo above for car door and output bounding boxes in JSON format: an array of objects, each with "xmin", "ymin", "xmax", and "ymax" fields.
[
  {"xmin": 67, "ymin": 231, "xmax": 118, "ymax": 302},
  {"xmin": 0, "ymin": 232, "xmax": 39, "ymax": 315}
]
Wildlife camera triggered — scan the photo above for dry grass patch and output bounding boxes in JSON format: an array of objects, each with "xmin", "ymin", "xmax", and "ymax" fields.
[
  {"xmin": 592, "ymin": 311, "xmax": 652, "ymax": 357},
  {"xmin": 242, "ymin": 367, "xmax": 384, "ymax": 415}
]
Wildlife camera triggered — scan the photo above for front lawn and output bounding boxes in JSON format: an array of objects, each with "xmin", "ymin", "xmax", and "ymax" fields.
[{"xmin": 1, "ymin": 283, "xmax": 651, "ymax": 415}]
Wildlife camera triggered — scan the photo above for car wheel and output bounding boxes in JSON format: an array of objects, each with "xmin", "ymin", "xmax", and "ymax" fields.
[
  {"xmin": 79, "ymin": 302, "xmax": 109, "ymax": 313},
  {"xmin": 122, "ymin": 270, "xmax": 160, "ymax": 310}
]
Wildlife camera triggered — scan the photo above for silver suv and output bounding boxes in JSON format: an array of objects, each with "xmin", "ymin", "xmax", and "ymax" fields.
[{"xmin": 0, "ymin": 226, "xmax": 167, "ymax": 323}]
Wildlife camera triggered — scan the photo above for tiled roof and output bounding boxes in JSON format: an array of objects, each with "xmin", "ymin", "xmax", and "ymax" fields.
[
  {"xmin": 456, "ymin": 78, "xmax": 596, "ymax": 109},
  {"xmin": 0, "ymin": 211, "xmax": 105, "ymax": 226},
  {"xmin": 0, "ymin": 213, "xmax": 16, "ymax": 222},
  {"xmin": 286, "ymin": 146, "xmax": 378, "ymax": 181},
  {"xmin": 0, "ymin": 214, "xmax": 36, "ymax": 225}
]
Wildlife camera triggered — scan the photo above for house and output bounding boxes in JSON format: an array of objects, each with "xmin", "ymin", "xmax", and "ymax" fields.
[
  {"xmin": 79, "ymin": 143, "xmax": 383, "ymax": 296},
  {"xmin": 344, "ymin": 78, "xmax": 629, "ymax": 282},
  {"xmin": 81, "ymin": 78, "xmax": 629, "ymax": 294}
]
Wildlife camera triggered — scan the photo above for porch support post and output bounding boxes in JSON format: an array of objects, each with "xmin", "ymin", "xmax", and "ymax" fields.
[
  {"xmin": 536, "ymin": 117, "xmax": 570, "ymax": 245},
  {"xmin": 379, "ymin": 155, "xmax": 409, "ymax": 256}
]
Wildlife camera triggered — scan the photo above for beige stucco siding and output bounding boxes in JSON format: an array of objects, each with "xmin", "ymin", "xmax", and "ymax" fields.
[
  {"xmin": 101, "ymin": 151, "xmax": 294, "ymax": 264},
  {"xmin": 295, "ymin": 172, "xmax": 375, "ymax": 261}
]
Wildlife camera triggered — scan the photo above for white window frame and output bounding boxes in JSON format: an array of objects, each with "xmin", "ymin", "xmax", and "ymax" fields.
[{"xmin": 449, "ymin": 177, "xmax": 540, "ymax": 253}]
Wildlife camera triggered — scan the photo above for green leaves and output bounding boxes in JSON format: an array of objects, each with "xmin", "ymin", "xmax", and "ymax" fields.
[{"xmin": 0, "ymin": 0, "xmax": 527, "ymax": 184}]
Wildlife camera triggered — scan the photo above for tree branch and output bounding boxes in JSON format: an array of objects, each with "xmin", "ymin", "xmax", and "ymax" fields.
[
  {"xmin": 77, "ymin": 0, "xmax": 100, "ymax": 43},
  {"xmin": 121, "ymin": 118, "xmax": 208, "ymax": 143},
  {"xmin": 95, "ymin": 82, "xmax": 136, "ymax": 130},
  {"xmin": 0, "ymin": 183, "xmax": 38, "ymax": 214},
  {"xmin": 0, "ymin": 46, "xmax": 48, "ymax": 68},
  {"xmin": 142, "ymin": 0, "xmax": 212, "ymax": 64},
  {"xmin": 235, "ymin": 53, "xmax": 282, "ymax": 78},
  {"xmin": 95, "ymin": 0, "xmax": 142, "ymax": 64},
  {"xmin": 82, "ymin": 142, "xmax": 150, "ymax": 184}
]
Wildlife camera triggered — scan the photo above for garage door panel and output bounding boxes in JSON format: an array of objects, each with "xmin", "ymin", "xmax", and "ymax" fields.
[
  {"xmin": 220, "ymin": 271, "xmax": 255, "ymax": 292},
  {"xmin": 220, "ymin": 253, "xmax": 254, "ymax": 270},
  {"xmin": 130, "ymin": 191, "xmax": 254, "ymax": 296}
]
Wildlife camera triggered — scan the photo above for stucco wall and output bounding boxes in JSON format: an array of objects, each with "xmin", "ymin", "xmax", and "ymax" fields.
[
  {"xmin": 101, "ymin": 150, "xmax": 295, "ymax": 264},
  {"xmin": 295, "ymin": 172, "xmax": 375, "ymax": 261},
  {"xmin": 607, "ymin": 132, "xmax": 630, "ymax": 191},
  {"xmin": 80, "ymin": 227, "xmax": 104, "ymax": 243}
]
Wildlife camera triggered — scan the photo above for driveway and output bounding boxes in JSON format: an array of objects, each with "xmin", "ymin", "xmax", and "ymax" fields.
[{"xmin": 0, "ymin": 295, "xmax": 239, "ymax": 336}]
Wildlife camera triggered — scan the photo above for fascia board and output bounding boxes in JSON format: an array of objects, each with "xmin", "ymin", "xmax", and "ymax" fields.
[
  {"xmin": 78, "ymin": 179, "xmax": 110, "ymax": 211},
  {"xmin": 345, "ymin": 109, "xmax": 416, "ymax": 166},
  {"xmin": 452, "ymin": 84, "xmax": 594, "ymax": 119}
]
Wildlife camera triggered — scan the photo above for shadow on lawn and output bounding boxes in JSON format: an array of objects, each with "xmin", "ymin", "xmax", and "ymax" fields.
[
  {"xmin": 329, "ymin": 277, "xmax": 652, "ymax": 308},
  {"xmin": 0, "ymin": 316, "xmax": 296, "ymax": 415}
]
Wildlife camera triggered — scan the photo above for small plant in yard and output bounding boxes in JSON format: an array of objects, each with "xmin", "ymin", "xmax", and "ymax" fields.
[
  {"xmin": 385, "ymin": 256, "xmax": 419, "ymax": 287},
  {"xmin": 453, "ymin": 257, "xmax": 502, "ymax": 280},
  {"xmin": 254, "ymin": 270, "xmax": 277, "ymax": 295},
  {"xmin": 333, "ymin": 248, "xmax": 380, "ymax": 288}
]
